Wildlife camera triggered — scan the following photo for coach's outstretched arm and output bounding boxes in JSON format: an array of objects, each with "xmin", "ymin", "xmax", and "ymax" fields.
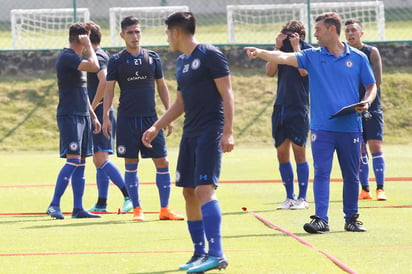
[{"xmin": 244, "ymin": 47, "xmax": 299, "ymax": 67}]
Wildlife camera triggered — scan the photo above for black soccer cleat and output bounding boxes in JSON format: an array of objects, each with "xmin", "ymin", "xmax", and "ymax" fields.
[
  {"xmin": 344, "ymin": 214, "xmax": 367, "ymax": 232},
  {"xmin": 303, "ymin": 215, "xmax": 330, "ymax": 234}
]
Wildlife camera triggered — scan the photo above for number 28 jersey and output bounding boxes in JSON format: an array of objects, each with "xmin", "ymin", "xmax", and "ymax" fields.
[{"xmin": 176, "ymin": 44, "xmax": 230, "ymax": 137}]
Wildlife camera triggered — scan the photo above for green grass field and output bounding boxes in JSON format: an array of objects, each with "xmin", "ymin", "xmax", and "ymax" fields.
[{"xmin": 0, "ymin": 146, "xmax": 411, "ymax": 273}]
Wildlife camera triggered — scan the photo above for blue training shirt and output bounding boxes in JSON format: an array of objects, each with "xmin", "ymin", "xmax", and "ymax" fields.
[
  {"xmin": 296, "ymin": 42, "xmax": 375, "ymax": 132},
  {"xmin": 176, "ymin": 44, "xmax": 230, "ymax": 137},
  {"xmin": 56, "ymin": 48, "xmax": 88, "ymax": 116},
  {"xmin": 106, "ymin": 48, "xmax": 163, "ymax": 117}
]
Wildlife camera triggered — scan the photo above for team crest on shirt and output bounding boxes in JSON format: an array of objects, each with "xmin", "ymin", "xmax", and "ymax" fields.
[
  {"xmin": 175, "ymin": 170, "xmax": 181, "ymax": 182},
  {"xmin": 117, "ymin": 145, "xmax": 126, "ymax": 155},
  {"xmin": 311, "ymin": 133, "xmax": 317, "ymax": 143},
  {"xmin": 191, "ymin": 58, "xmax": 200, "ymax": 70},
  {"xmin": 69, "ymin": 142, "xmax": 78, "ymax": 151},
  {"xmin": 346, "ymin": 60, "xmax": 353, "ymax": 68}
]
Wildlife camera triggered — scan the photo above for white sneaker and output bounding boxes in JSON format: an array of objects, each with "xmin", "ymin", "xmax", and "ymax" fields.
[
  {"xmin": 277, "ymin": 198, "xmax": 295, "ymax": 210},
  {"xmin": 291, "ymin": 198, "xmax": 308, "ymax": 210}
]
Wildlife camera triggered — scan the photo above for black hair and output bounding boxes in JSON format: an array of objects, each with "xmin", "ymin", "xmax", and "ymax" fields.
[
  {"xmin": 121, "ymin": 16, "xmax": 140, "ymax": 32},
  {"xmin": 164, "ymin": 11, "xmax": 196, "ymax": 35}
]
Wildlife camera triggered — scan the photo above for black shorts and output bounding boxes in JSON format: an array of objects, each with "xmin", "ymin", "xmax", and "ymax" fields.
[
  {"xmin": 116, "ymin": 115, "xmax": 167, "ymax": 159},
  {"xmin": 272, "ymin": 105, "xmax": 309, "ymax": 147},
  {"xmin": 57, "ymin": 114, "xmax": 93, "ymax": 158},
  {"xmin": 175, "ymin": 129, "xmax": 222, "ymax": 188},
  {"xmin": 93, "ymin": 106, "xmax": 116, "ymax": 154},
  {"xmin": 362, "ymin": 110, "xmax": 384, "ymax": 141}
]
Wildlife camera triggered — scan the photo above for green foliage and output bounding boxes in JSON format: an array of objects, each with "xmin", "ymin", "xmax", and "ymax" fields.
[{"xmin": 0, "ymin": 66, "xmax": 411, "ymax": 151}]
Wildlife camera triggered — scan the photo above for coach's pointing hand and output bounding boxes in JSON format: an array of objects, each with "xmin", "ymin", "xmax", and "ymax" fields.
[{"xmin": 244, "ymin": 47, "xmax": 260, "ymax": 59}]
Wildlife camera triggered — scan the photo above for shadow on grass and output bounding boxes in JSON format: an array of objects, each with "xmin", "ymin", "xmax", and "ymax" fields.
[{"xmin": 21, "ymin": 219, "xmax": 160, "ymax": 229}]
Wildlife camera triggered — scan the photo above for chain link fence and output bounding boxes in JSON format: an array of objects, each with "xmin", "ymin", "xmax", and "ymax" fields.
[{"xmin": 0, "ymin": 0, "xmax": 411, "ymax": 50}]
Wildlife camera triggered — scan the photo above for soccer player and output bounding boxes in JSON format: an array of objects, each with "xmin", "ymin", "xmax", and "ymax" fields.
[
  {"xmin": 85, "ymin": 21, "xmax": 132, "ymax": 213},
  {"xmin": 345, "ymin": 19, "xmax": 387, "ymax": 201},
  {"xmin": 102, "ymin": 16, "xmax": 183, "ymax": 222},
  {"xmin": 142, "ymin": 11, "xmax": 234, "ymax": 273},
  {"xmin": 245, "ymin": 12, "xmax": 377, "ymax": 233},
  {"xmin": 46, "ymin": 22, "xmax": 101, "ymax": 219},
  {"xmin": 266, "ymin": 21, "xmax": 312, "ymax": 210}
]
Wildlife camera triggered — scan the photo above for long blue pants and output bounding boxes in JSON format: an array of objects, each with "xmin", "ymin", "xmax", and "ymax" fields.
[{"xmin": 310, "ymin": 129, "xmax": 361, "ymax": 222}]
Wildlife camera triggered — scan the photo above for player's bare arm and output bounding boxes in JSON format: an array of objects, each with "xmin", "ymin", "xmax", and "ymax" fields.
[
  {"xmin": 288, "ymin": 33, "xmax": 308, "ymax": 77},
  {"xmin": 102, "ymin": 80, "xmax": 116, "ymax": 139},
  {"xmin": 91, "ymin": 69, "xmax": 107, "ymax": 110},
  {"xmin": 155, "ymin": 77, "xmax": 174, "ymax": 137},
  {"xmin": 142, "ymin": 91, "xmax": 185, "ymax": 148},
  {"xmin": 77, "ymin": 35, "xmax": 100, "ymax": 72},
  {"xmin": 370, "ymin": 47, "xmax": 383, "ymax": 86},
  {"xmin": 266, "ymin": 33, "xmax": 285, "ymax": 76},
  {"xmin": 215, "ymin": 76, "xmax": 235, "ymax": 153},
  {"xmin": 244, "ymin": 47, "xmax": 299, "ymax": 67},
  {"xmin": 88, "ymin": 97, "xmax": 101, "ymax": 134}
]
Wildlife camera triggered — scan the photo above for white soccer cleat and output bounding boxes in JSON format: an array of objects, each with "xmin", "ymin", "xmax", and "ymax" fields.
[
  {"xmin": 277, "ymin": 198, "xmax": 295, "ymax": 210},
  {"xmin": 291, "ymin": 198, "xmax": 309, "ymax": 210}
]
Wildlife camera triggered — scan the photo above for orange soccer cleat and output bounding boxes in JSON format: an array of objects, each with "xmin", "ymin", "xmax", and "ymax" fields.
[
  {"xmin": 358, "ymin": 190, "xmax": 373, "ymax": 200},
  {"xmin": 159, "ymin": 206, "xmax": 185, "ymax": 220},
  {"xmin": 132, "ymin": 206, "xmax": 145, "ymax": 221}
]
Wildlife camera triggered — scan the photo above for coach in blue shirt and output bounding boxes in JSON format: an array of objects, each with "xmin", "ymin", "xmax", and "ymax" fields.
[{"xmin": 245, "ymin": 12, "xmax": 376, "ymax": 234}]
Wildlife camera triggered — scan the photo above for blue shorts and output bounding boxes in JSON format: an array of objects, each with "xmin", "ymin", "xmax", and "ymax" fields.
[
  {"xmin": 57, "ymin": 114, "xmax": 93, "ymax": 158},
  {"xmin": 93, "ymin": 106, "xmax": 115, "ymax": 154},
  {"xmin": 116, "ymin": 115, "xmax": 167, "ymax": 159},
  {"xmin": 362, "ymin": 110, "xmax": 384, "ymax": 141},
  {"xmin": 272, "ymin": 105, "xmax": 309, "ymax": 147},
  {"xmin": 175, "ymin": 130, "xmax": 222, "ymax": 188}
]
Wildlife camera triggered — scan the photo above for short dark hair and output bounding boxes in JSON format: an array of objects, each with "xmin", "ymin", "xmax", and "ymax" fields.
[
  {"xmin": 165, "ymin": 11, "xmax": 196, "ymax": 35},
  {"xmin": 315, "ymin": 12, "xmax": 342, "ymax": 35},
  {"xmin": 69, "ymin": 22, "xmax": 89, "ymax": 43},
  {"xmin": 281, "ymin": 20, "xmax": 306, "ymax": 39},
  {"xmin": 86, "ymin": 21, "xmax": 101, "ymax": 44},
  {"xmin": 121, "ymin": 16, "xmax": 139, "ymax": 32},
  {"xmin": 344, "ymin": 18, "xmax": 363, "ymax": 28}
]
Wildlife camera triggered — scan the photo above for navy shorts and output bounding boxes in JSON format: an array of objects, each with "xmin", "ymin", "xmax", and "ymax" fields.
[
  {"xmin": 175, "ymin": 129, "xmax": 222, "ymax": 188},
  {"xmin": 362, "ymin": 110, "xmax": 384, "ymax": 141},
  {"xmin": 116, "ymin": 115, "xmax": 167, "ymax": 159},
  {"xmin": 272, "ymin": 105, "xmax": 309, "ymax": 147},
  {"xmin": 57, "ymin": 114, "xmax": 93, "ymax": 158},
  {"xmin": 93, "ymin": 106, "xmax": 115, "ymax": 154}
]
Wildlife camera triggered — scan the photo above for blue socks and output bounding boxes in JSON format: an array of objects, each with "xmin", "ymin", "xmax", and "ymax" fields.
[
  {"xmin": 96, "ymin": 168, "xmax": 109, "ymax": 202},
  {"xmin": 296, "ymin": 162, "xmax": 309, "ymax": 200},
  {"xmin": 372, "ymin": 152, "xmax": 385, "ymax": 189},
  {"xmin": 201, "ymin": 200, "xmax": 223, "ymax": 258},
  {"xmin": 360, "ymin": 151, "xmax": 385, "ymax": 190},
  {"xmin": 156, "ymin": 167, "xmax": 171, "ymax": 208},
  {"xmin": 188, "ymin": 220, "xmax": 207, "ymax": 255},
  {"xmin": 50, "ymin": 158, "xmax": 80, "ymax": 207},
  {"xmin": 71, "ymin": 160, "xmax": 86, "ymax": 209},
  {"xmin": 279, "ymin": 162, "xmax": 294, "ymax": 199},
  {"xmin": 100, "ymin": 160, "xmax": 126, "ymax": 191},
  {"xmin": 359, "ymin": 152, "xmax": 370, "ymax": 190},
  {"xmin": 125, "ymin": 163, "xmax": 140, "ymax": 208}
]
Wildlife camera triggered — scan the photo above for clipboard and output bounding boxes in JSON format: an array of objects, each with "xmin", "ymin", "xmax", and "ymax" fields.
[{"xmin": 329, "ymin": 101, "xmax": 368, "ymax": 120}]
